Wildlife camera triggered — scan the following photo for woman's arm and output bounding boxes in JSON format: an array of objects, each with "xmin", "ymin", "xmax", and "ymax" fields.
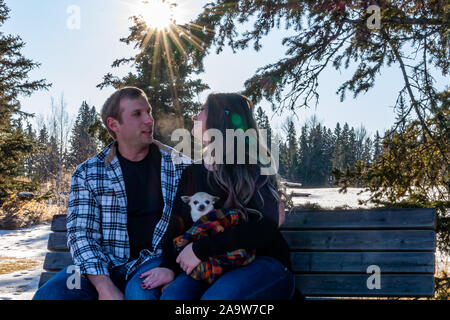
[
  {"xmin": 191, "ymin": 214, "xmax": 279, "ymax": 260},
  {"xmin": 191, "ymin": 184, "xmax": 280, "ymax": 260}
]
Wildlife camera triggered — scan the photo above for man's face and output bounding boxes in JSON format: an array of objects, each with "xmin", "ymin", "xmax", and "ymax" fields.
[{"xmin": 108, "ymin": 97, "xmax": 154, "ymax": 148}]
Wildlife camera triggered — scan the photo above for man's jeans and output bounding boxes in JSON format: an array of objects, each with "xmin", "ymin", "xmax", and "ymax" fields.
[
  {"xmin": 160, "ymin": 256, "xmax": 295, "ymax": 300},
  {"xmin": 32, "ymin": 257, "xmax": 162, "ymax": 300}
]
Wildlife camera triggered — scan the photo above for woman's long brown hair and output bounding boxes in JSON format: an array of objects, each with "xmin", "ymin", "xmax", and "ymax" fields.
[{"xmin": 203, "ymin": 93, "xmax": 279, "ymax": 221}]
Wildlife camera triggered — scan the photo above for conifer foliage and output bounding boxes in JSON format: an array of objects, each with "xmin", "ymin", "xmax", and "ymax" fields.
[
  {"xmin": 0, "ymin": 0, "xmax": 50, "ymax": 204},
  {"xmin": 98, "ymin": 8, "xmax": 214, "ymax": 145},
  {"xmin": 66, "ymin": 102, "xmax": 98, "ymax": 168}
]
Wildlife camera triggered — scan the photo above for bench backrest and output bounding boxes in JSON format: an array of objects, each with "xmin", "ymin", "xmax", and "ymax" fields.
[{"xmin": 39, "ymin": 208, "xmax": 436, "ymax": 298}]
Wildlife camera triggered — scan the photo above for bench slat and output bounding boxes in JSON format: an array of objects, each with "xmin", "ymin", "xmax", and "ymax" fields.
[
  {"xmin": 38, "ymin": 272, "xmax": 59, "ymax": 288},
  {"xmin": 51, "ymin": 209, "xmax": 437, "ymax": 232},
  {"xmin": 295, "ymin": 274, "xmax": 435, "ymax": 297},
  {"xmin": 283, "ymin": 208, "xmax": 436, "ymax": 230},
  {"xmin": 48, "ymin": 233, "xmax": 69, "ymax": 252},
  {"xmin": 290, "ymin": 252, "xmax": 435, "ymax": 273},
  {"xmin": 43, "ymin": 252, "xmax": 73, "ymax": 271},
  {"xmin": 282, "ymin": 230, "xmax": 436, "ymax": 251},
  {"xmin": 51, "ymin": 214, "xmax": 67, "ymax": 232}
]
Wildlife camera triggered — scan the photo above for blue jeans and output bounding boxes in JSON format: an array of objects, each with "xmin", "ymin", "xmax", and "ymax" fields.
[
  {"xmin": 160, "ymin": 256, "xmax": 295, "ymax": 300},
  {"xmin": 32, "ymin": 257, "xmax": 162, "ymax": 300}
]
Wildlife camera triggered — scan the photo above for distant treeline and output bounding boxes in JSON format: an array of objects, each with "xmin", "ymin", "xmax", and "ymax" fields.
[
  {"xmin": 22, "ymin": 101, "xmax": 100, "ymax": 187},
  {"xmin": 21, "ymin": 102, "xmax": 385, "ymax": 190},
  {"xmin": 255, "ymin": 107, "xmax": 384, "ymax": 187}
]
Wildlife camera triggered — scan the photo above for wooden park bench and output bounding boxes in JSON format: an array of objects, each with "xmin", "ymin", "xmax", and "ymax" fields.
[{"xmin": 39, "ymin": 208, "xmax": 436, "ymax": 299}]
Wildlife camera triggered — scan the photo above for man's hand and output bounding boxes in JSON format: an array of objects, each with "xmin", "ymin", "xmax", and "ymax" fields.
[
  {"xmin": 86, "ymin": 274, "xmax": 124, "ymax": 300},
  {"xmin": 140, "ymin": 267, "xmax": 175, "ymax": 290},
  {"xmin": 176, "ymin": 243, "xmax": 201, "ymax": 275}
]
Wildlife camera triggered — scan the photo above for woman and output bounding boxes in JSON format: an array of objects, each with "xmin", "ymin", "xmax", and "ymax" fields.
[{"xmin": 140, "ymin": 93, "xmax": 295, "ymax": 300}]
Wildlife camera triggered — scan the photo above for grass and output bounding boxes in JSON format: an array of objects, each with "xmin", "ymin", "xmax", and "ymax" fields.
[
  {"xmin": 0, "ymin": 193, "xmax": 66, "ymax": 230},
  {"xmin": 0, "ymin": 257, "xmax": 40, "ymax": 275}
]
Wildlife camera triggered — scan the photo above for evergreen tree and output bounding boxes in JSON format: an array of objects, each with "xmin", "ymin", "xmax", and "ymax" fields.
[
  {"xmin": 198, "ymin": 1, "xmax": 448, "ymax": 163},
  {"xmin": 0, "ymin": 0, "xmax": 51, "ymax": 203},
  {"xmin": 297, "ymin": 124, "xmax": 309, "ymax": 185},
  {"xmin": 276, "ymin": 133, "xmax": 288, "ymax": 178},
  {"xmin": 23, "ymin": 121, "xmax": 37, "ymax": 177},
  {"xmin": 333, "ymin": 122, "xmax": 342, "ymax": 143},
  {"xmin": 347, "ymin": 127, "xmax": 357, "ymax": 167},
  {"xmin": 34, "ymin": 124, "xmax": 52, "ymax": 182},
  {"xmin": 323, "ymin": 127, "xmax": 335, "ymax": 185},
  {"xmin": 47, "ymin": 134, "xmax": 59, "ymax": 183},
  {"xmin": 281, "ymin": 118, "xmax": 299, "ymax": 182},
  {"xmin": 255, "ymin": 106, "xmax": 272, "ymax": 150},
  {"xmin": 98, "ymin": 11, "xmax": 214, "ymax": 145},
  {"xmin": 67, "ymin": 102, "xmax": 98, "ymax": 168},
  {"xmin": 373, "ymin": 130, "xmax": 383, "ymax": 162},
  {"xmin": 332, "ymin": 123, "xmax": 349, "ymax": 171},
  {"xmin": 362, "ymin": 136, "xmax": 373, "ymax": 164},
  {"xmin": 309, "ymin": 124, "xmax": 327, "ymax": 186},
  {"xmin": 354, "ymin": 126, "xmax": 368, "ymax": 162}
]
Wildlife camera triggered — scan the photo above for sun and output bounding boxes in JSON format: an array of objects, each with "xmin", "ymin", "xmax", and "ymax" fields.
[
  {"xmin": 138, "ymin": 0, "xmax": 174, "ymax": 30},
  {"xmin": 123, "ymin": 0, "xmax": 214, "ymax": 113}
]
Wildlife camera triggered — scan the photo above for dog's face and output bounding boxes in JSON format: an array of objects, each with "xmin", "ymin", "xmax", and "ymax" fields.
[{"xmin": 181, "ymin": 192, "xmax": 220, "ymax": 222}]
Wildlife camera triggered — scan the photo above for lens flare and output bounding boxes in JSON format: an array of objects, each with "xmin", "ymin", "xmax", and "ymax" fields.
[
  {"xmin": 139, "ymin": 0, "xmax": 173, "ymax": 30},
  {"xmin": 121, "ymin": 0, "xmax": 215, "ymax": 113}
]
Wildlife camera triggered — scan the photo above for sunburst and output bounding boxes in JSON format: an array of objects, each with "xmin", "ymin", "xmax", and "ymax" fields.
[
  {"xmin": 123, "ymin": 0, "xmax": 214, "ymax": 113},
  {"xmin": 137, "ymin": 0, "xmax": 174, "ymax": 30}
]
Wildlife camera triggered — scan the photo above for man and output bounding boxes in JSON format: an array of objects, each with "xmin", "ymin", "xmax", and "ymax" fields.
[{"xmin": 33, "ymin": 87, "xmax": 191, "ymax": 300}]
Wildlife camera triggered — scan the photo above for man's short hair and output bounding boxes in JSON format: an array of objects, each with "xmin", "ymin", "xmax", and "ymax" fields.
[{"xmin": 101, "ymin": 87, "xmax": 148, "ymax": 139}]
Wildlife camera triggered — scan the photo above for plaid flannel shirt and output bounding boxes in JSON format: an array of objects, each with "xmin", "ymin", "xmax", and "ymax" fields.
[
  {"xmin": 174, "ymin": 209, "xmax": 256, "ymax": 284},
  {"xmin": 66, "ymin": 140, "xmax": 191, "ymax": 280}
]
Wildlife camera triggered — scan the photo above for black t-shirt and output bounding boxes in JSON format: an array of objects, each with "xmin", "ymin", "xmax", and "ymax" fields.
[
  {"xmin": 160, "ymin": 161, "xmax": 292, "ymax": 273},
  {"xmin": 117, "ymin": 143, "xmax": 164, "ymax": 260}
]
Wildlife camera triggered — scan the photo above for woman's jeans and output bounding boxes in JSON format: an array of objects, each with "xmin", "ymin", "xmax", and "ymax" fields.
[
  {"xmin": 161, "ymin": 256, "xmax": 295, "ymax": 300},
  {"xmin": 32, "ymin": 257, "xmax": 162, "ymax": 300}
]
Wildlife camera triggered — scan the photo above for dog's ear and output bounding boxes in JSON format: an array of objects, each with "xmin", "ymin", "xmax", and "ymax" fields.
[
  {"xmin": 212, "ymin": 196, "xmax": 220, "ymax": 203},
  {"xmin": 181, "ymin": 195, "xmax": 191, "ymax": 203}
]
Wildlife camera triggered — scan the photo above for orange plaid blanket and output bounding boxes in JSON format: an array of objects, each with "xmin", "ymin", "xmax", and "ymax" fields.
[{"xmin": 174, "ymin": 209, "xmax": 256, "ymax": 284}]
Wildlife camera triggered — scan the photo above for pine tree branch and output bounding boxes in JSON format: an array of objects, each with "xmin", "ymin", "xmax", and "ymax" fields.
[
  {"xmin": 343, "ymin": 17, "xmax": 444, "ymax": 27},
  {"xmin": 383, "ymin": 29, "xmax": 449, "ymax": 164}
]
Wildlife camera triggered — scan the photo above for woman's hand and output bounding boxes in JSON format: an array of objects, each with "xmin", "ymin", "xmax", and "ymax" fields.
[
  {"xmin": 140, "ymin": 267, "xmax": 174, "ymax": 290},
  {"xmin": 176, "ymin": 243, "xmax": 201, "ymax": 275}
]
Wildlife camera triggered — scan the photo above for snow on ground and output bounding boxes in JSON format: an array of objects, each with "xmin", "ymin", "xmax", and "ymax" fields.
[
  {"xmin": 289, "ymin": 187, "xmax": 374, "ymax": 209},
  {"xmin": 0, "ymin": 188, "xmax": 447, "ymax": 300},
  {"xmin": 0, "ymin": 223, "xmax": 51, "ymax": 300}
]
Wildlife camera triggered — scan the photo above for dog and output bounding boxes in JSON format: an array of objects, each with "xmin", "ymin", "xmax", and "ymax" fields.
[
  {"xmin": 181, "ymin": 192, "xmax": 220, "ymax": 222},
  {"xmin": 176, "ymin": 192, "xmax": 256, "ymax": 284}
]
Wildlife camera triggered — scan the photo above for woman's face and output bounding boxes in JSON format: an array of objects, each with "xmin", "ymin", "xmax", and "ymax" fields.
[{"xmin": 192, "ymin": 103, "xmax": 208, "ymax": 141}]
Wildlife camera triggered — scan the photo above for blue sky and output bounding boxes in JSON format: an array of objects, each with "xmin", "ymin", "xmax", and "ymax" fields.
[{"xmin": 3, "ymin": 0, "xmax": 445, "ymax": 137}]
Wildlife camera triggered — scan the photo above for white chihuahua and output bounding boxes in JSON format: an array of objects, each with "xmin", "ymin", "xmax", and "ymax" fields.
[{"xmin": 181, "ymin": 192, "xmax": 220, "ymax": 222}]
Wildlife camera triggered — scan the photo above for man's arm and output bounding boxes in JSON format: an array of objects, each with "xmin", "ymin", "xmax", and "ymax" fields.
[
  {"xmin": 66, "ymin": 166, "xmax": 122, "ymax": 299},
  {"xmin": 86, "ymin": 275, "xmax": 124, "ymax": 300}
]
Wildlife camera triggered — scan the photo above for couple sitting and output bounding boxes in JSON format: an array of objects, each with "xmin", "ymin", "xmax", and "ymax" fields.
[{"xmin": 33, "ymin": 87, "xmax": 295, "ymax": 300}]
